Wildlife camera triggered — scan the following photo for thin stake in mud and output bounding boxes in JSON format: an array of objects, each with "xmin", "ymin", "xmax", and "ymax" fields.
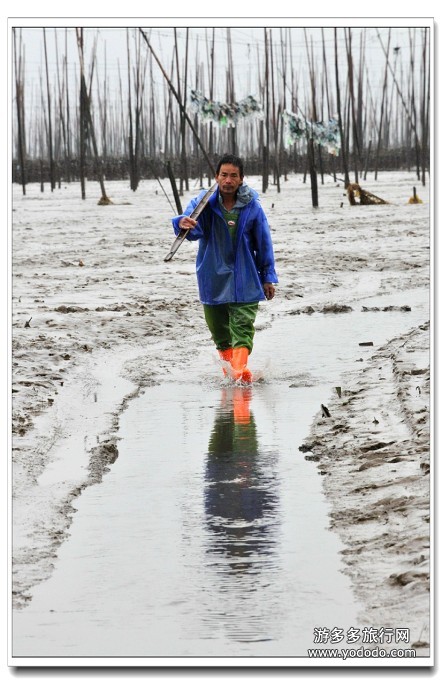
[
  {"xmin": 149, "ymin": 161, "xmax": 176, "ymax": 213},
  {"xmin": 164, "ymin": 183, "xmax": 217, "ymax": 262}
]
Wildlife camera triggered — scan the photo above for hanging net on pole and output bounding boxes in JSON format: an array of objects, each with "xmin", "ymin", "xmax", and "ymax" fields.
[
  {"xmin": 283, "ymin": 110, "xmax": 341, "ymax": 155},
  {"xmin": 190, "ymin": 89, "xmax": 264, "ymax": 128}
]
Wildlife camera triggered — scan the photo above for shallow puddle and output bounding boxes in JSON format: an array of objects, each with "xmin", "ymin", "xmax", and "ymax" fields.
[
  {"xmin": 13, "ymin": 289, "xmax": 429, "ymax": 659},
  {"xmin": 13, "ymin": 381, "xmax": 362, "ymax": 658}
]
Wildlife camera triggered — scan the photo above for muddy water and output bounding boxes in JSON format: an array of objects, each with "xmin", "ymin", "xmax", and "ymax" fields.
[{"xmin": 13, "ymin": 289, "xmax": 429, "ymax": 659}]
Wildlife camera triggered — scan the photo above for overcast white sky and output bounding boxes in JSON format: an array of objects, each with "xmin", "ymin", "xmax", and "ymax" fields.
[
  {"xmin": 11, "ymin": 23, "xmax": 432, "ymax": 114},
  {"xmin": 4, "ymin": 5, "xmax": 439, "ymax": 107}
]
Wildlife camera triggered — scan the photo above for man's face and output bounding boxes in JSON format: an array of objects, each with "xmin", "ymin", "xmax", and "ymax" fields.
[{"xmin": 215, "ymin": 164, "xmax": 243, "ymax": 197}]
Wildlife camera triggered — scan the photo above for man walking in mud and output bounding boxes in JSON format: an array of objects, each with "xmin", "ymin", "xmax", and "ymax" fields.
[{"xmin": 171, "ymin": 153, "xmax": 278, "ymax": 382}]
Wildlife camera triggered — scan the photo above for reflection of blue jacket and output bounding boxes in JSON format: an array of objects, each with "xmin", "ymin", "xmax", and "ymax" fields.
[{"xmin": 172, "ymin": 184, "xmax": 278, "ymax": 305}]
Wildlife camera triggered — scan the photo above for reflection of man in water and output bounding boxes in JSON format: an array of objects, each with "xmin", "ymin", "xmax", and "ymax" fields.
[{"xmin": 204, "ymin": 387, "xmax": 277, "ymax": 572}]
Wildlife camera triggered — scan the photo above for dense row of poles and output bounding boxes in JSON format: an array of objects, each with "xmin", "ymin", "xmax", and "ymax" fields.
[{"xmin": 12, "ymin": 26, "xmax": 431, "ymax": 206}]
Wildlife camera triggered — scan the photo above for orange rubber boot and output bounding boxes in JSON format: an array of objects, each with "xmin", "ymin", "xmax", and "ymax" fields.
[
  {"xmin": 231, "ymin": 347, "xmax": 252, "ymax": 383},
  {"xmin": 218, "ymin": 348, "xmax": 233, "ymax": 376}
]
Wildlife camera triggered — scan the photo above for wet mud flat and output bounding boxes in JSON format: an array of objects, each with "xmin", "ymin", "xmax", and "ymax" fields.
[
  {"xmin": 302, "ymin": 321, "xmax": 430, "ymax": 655},
  {"xmin": 12, "ymin": 293, "xmax": 430, "ymax": 661},
  {"xmin": 11, "ymin": 174, "xmax": 431, "ymax": 662}
]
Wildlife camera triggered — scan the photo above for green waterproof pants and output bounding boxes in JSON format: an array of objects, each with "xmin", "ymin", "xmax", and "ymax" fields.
[{"xmin": 203, "ymin": 302, "xmax": 259, "ymax": 353}]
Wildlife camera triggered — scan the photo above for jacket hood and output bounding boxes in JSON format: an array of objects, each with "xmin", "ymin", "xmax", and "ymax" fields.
[
  {"xmin": 208, "ymin": 183, "xmax": 258, "ymax": 211},
  {"xmin": 233, "ymin": 183, "xmax": 258, "ymax": 207}
]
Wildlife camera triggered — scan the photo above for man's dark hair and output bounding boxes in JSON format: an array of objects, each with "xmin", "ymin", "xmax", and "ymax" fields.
[{"xmin": 216, "ymin": 154, "xmax": 244, "ymax": 178}]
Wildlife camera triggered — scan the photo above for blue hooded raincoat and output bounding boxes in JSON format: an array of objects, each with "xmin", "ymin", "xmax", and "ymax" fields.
[{"xmin": 172, "ymin": 184, "xmax": 278, "ymax": 305}]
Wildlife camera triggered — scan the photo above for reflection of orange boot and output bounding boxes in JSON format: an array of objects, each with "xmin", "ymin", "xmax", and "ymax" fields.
[
  {"xmin": 218, "ymin": 348, "xmax": 233, "ymax": 376},
  {"xmin": 231, "ymin": 347, "xmax": 252, "ymax": 383},
  {"xmin": 233, "ymin": 386, "xmax": 252, "ymax": 424}
]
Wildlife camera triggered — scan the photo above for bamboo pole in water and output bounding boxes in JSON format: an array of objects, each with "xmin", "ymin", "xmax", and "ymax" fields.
[
  {"xmin": 385, "ymin": 46, "xmax": 400, "ymax": 149},
  {"xmin": 262, "ymin": 28, "xmax": 270, "ymax": 193},
  {"xmin": 126, "ymin": 29, "xmax": 136, "ymax": 190},
  {"xmin": 43, "ymin": 29, "xmax": 55, "ymax": 191},
  {"xmin": 173, "ymin": 28, "xmax": 184, "ymax": 192},
  {"xmin": 357, "ymin": 31, "xmax": 366, "ymax": 155},
  {"xmin": 191, "ymin": 40, "xmax": 204, "ymax": 184},
  {"xmin": 269, "ymin": 29, "xmax": 280, "ymax": 191},
  {"xmin": 126, "ymin": 29, "xmax": 147, "ymax": 189},
  {"xmin": 76, "ymin": 29, "xmax": 86, "ymax": 198},
  {"xmin": 304, "ymin": 29, "xmax": 318, "ymax": 205},
  {"xmin": 117, "ymin": 62, "xmax": 127, "ymax": 157},
  {"xmin": 408, "ymin": 29, "xmax": 420, "ymax": 179},
  {"xmin": 95, "ymin": 43, "xmax": 106, "ymax": 164},
  {"xmin": 75, "ymin": 28, "xmax": 109, "ymax": 201},
  {"xmin": 226, "ymin": 28, "xmax": 237, "ymax": 155},
  {"xmin": 374, "ymin": 29, "xmax": 391, "ymax": 180},
  {"xmin": 206, "ymin": 28, "xmax": 215, "ymax": 177},
  {"xmin": 344, "ymin": 28, "xmax": 362, "ymax": 182},
  {"xmin": 39, "ymin": 69, "xmax": 48, "ymax": 191},
  {"xmin": 420, "ymin": 27, "xmax": 429, "ymax": 186},
  {"xmin": 175, "ymin": 27, "xmax": 189, "ymax": 192},
  {"xmin": 279, "ymin": 28, "xmax": 288, "ymax": 181},
  {"xmin": 287, "ymin": 28, "xmax": 300, "ymax": 173},
  {"xmin": 321, "ymin": 28, "xmax": 337, "ymax": 182},
  {"xmin": 134, "ymin": 30, "xmax": 147, "ymax": 188},
  {"xmin": 64, "ymin": 30, "xmax": 72, "ymax": 181},
  {"xmin": 53, "ymin": 28, "xmax": 64, "ymax": 186},
  {"xmin": 149, "ymin": 51, "xmax": 156, "ymax": 158},
  {"xmin": 13, "ymin": 28, "xmax": 27, "ymax": 194},
  {"xmin": 334, "ymin": 28, "xmax": 350, "ymax": 187}
]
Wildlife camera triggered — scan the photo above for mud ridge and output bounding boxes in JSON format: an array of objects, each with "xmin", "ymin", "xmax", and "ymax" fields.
[{"xmin": 300, "ymin": 322, "xmax": 430, "ymax": 654}]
